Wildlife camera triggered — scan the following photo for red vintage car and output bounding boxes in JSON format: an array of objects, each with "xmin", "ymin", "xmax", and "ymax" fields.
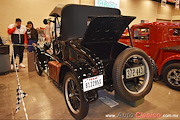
[{"xmin": 119, "ymin": 22, "xmax": 180, "ymax": 90}]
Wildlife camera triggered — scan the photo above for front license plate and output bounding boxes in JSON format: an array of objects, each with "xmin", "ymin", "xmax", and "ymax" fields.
[
  {"xmin": 126, "ymin": 66, "xmax": 145, "ymax": 79},
  {"xmin": 83, "ymin": 75, "xmax": 103, "ymax": 92}
]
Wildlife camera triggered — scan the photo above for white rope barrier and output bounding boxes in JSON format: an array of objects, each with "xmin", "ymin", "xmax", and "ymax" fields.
[
  {"xmin": 12, "ymin": 44, "xmax": 33, "ymax": 46},
  {"xmin": 12, "ymin": 44, "xmax": 29, "ymax": 120}
]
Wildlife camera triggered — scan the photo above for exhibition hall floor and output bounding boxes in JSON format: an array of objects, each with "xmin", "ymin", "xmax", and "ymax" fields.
[{"xmin": 0, "ymin": 52, "xmax": 180, "ymax": 120}]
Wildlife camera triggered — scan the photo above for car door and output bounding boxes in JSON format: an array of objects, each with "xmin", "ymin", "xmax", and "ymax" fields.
[{"xmin": 132, "ymin": 27, "xmax": 150, "ymax": 55}]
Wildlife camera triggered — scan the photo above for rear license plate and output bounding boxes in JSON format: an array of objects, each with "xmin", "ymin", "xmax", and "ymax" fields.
[
  {"xmin": 83, "ymin": 75, "xmax": 103, "ymax": 92},
  {"xmin": 126, "ymin": 66, "xmax": 145, "ymax": 79}
]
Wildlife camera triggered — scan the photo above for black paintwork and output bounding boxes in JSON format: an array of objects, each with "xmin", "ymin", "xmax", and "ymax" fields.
[
  {"xmin": 36, "ymin": 4, "xmax": 136, "ymax": 102},
  {"xmin": 82, "ymin": 16, "xmax": 135, "ymax": 59}
]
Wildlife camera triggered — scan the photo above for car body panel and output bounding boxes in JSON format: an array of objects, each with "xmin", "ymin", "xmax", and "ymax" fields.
[
  {"xmin": 159, "ymin": 54, "xmax": 180, "ymax": 74},
  {"xmin": 119, "ymin": 22, "xmax": 180, "ymax": 75}
]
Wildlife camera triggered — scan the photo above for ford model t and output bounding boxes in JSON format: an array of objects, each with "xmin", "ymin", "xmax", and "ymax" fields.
[{"xmin": 34, "ymin": 4, "xmax": 153, "ymax": 120}]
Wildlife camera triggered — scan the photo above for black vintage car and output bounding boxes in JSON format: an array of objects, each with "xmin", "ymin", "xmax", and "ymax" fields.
[{"xmin": 34, "ymin": 4, "xmax": 153, "ymax": 120}]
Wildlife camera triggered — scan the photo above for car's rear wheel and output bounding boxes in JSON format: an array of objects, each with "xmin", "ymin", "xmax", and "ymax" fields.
[
  {"xmin": 163, "ymin": 63, "xmax": 180, "ymax": 91},
  {"xmin": 113, "ymin": 47, "xmax": 153, "ymax": 102},
  {"xmin": 34, "ymin": 52, "xmax": 43, "ymax": 76},
  {"xmin": 63, "ymin": 72, "xmax": 89, "ymax": 120}
]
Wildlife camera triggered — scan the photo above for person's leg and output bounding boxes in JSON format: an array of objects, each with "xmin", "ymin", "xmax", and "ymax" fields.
[
  {"xmin": 11, "ymin": 45, "xmax": 18, "ymax": 70},
  {"xmin": 28, "ymin": 40, "xmax": 33, "ymax": 52},
  {"xmin": 32, "ymin": 40, "xmax": 37, "ymax": 52},
  {"xmin": 11, "ymin": 45, "xmax": 18, "ymax": 64},
  {"xmin": 19, "ymin": 46, "xmax": 25, "ymax": 67}
]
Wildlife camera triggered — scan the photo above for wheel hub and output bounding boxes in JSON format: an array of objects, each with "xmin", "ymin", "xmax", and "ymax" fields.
[
  {"xmin": 167, "ymin": 69, "xmax": 180, "ymax": 87},
  {"xmin": 122, "ymin": 55, "xmax": 150, "ymax": 94},
  {"xmin": 65, "ymin": 78, "xmax": 81, "ymax": 114}
]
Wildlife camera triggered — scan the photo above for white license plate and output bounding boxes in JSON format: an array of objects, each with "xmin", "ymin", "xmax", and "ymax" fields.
[
  {"xmin": 83, "ymin": 75, "xmax": 103, "ymax": 92},
  {"xmin": 126, "ymin": 66, "xmax": 145, "ymax": 79}
]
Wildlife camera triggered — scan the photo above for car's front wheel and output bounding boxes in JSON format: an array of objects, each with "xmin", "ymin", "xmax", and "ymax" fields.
[
  {"xmin": 113, "ymin": 47, "xmax": 153, "ymax": 102},
  {"xmin": 63, "ymin": 72, "xmax": 89, "ymax": 120},
  {"xmin": 163, "ymin": 63, "xmax": 180, "ymax": 91}
]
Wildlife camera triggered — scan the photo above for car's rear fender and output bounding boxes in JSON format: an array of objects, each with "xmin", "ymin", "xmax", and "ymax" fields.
[
  {"xmin": 59, "ymin": 60, "xmax": 102, "ymax": 102},
  {"xmin": 111, "ymin": 42, "xmax": 130, "ymax": 59},
  {"xmin": 59, "ymin": 60, "xmax": 103, "ymax": 87}
]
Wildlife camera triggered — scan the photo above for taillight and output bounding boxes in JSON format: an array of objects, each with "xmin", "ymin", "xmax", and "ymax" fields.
[{"xmin": 92, "ymin": 68, "xmax": 98, "ymax": 75}]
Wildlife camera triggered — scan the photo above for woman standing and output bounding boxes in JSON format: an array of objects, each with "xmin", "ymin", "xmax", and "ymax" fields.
[{"xmin": 26, "ymin": 21, "xmax": 38, "ymax": 52}]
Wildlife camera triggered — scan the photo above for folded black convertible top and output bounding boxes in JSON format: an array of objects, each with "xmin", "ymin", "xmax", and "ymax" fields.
[{"xmin": 50, "ymin": 4, "xmax": 122, "ymax": 40}]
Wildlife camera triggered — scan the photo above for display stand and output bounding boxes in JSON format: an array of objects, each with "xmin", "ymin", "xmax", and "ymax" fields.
[
  {"xmin": 114, "ymin": 92, "xmax": 144, "ymax": 107},
  {"xmin": 27, "ymin": 52, "xmax": 35, "ymax": 72}
]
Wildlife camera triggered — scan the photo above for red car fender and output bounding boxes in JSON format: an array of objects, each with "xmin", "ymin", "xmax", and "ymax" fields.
[{"xmin": 159, "ymin": 54, "xmax": 180, "ymax": 74}]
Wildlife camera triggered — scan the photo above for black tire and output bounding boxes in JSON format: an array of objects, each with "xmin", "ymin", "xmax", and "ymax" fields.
[
  {"xmin": 63, "ymin": 72, "xmax": 89, "ymax": 120},
  {"xmin": 163, "ymin": 63, "xmax": 180, "ymax": 91},
  {"xmin": 113, "ymin": 47, "xmax": 153, "ymax": 102},
  {"xmin": 150, "ymin": 58, "xmax": 159, "ymax": 81},
  {"xmin": 34, "ymin": 52, "xmax": 43, "ymax": 76}
]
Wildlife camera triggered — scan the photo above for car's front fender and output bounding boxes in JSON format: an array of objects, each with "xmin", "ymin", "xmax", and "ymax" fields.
[{"xmin": 159, "ymin": 54, "xmax": 180, "ymax": 74}]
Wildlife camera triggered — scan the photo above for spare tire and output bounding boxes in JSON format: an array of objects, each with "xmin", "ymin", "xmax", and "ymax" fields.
[{"xmin": 112, "ymin": 47, "xmax": 153, "ymax": 102}]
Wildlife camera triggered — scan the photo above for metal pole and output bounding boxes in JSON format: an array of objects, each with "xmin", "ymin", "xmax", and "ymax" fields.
[
  {"xmin": 128, "ymin": 26, "xmax": 134, "ymax": 47},
  {"xmin": 54, "ymin": 17, "xmax": 57, "ymax": 39}
]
